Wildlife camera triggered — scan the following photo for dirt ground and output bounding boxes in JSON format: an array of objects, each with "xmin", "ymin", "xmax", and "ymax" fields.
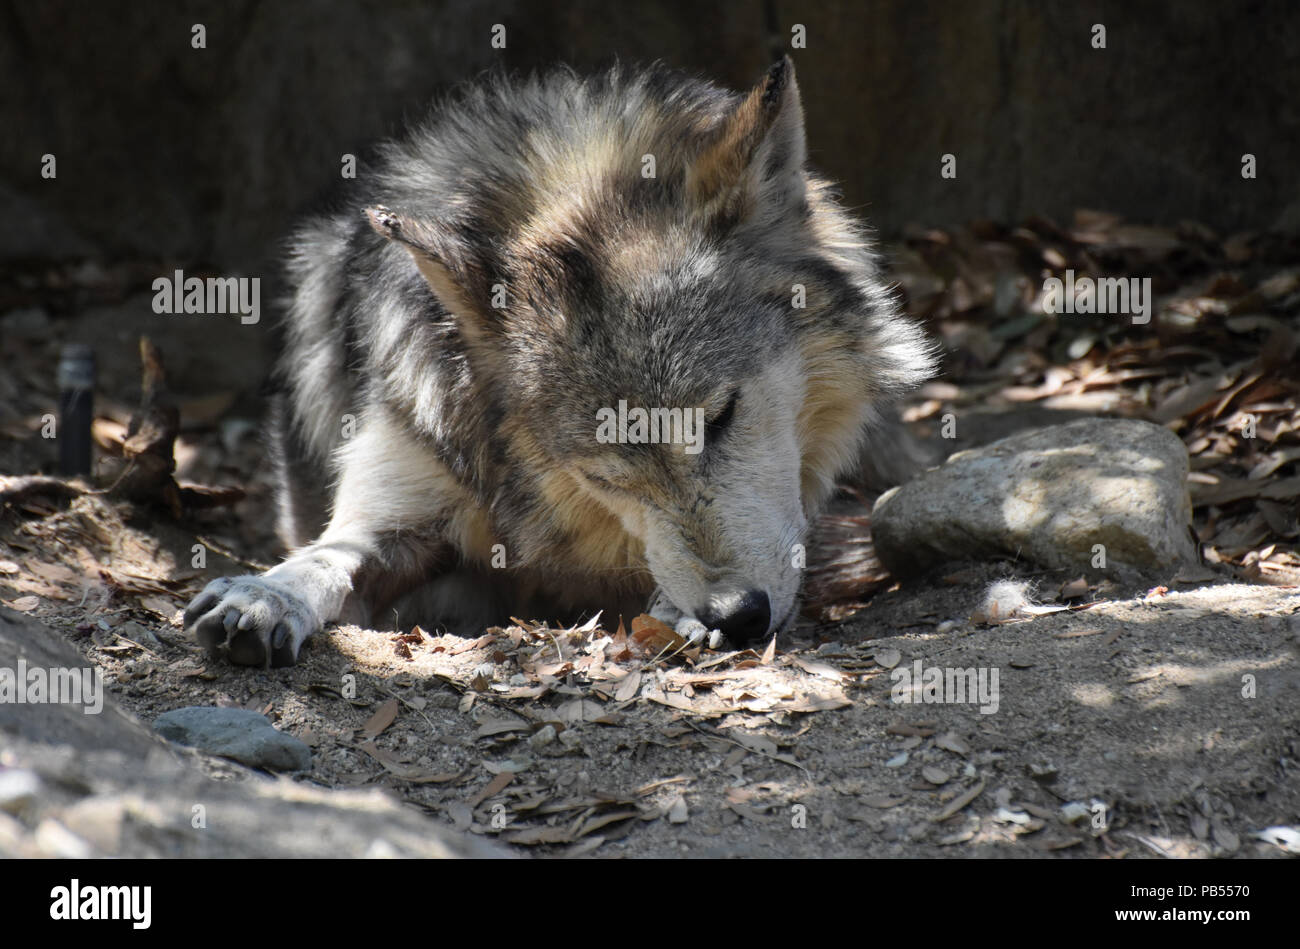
[
  {"xmin": 2, "ymin": 445, "xmax": 1297, "ymax": 859},
  {"xmin": 3, "ymin": 215, "xmax": 1299, "ymax": 858}
]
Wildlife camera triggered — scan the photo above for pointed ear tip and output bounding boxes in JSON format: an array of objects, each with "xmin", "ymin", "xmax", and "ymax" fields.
[
  {"xmin": 762, "ymin": 55, "xmax": 797, "ymax": 104},
  {"xmin": 364, "ymin": 205, "xmax": 409, "ymax": 242}
]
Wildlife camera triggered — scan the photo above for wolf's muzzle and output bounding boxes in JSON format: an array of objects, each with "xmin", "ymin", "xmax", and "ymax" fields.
[{"xmin": 699, "ymin": 589, "xmax": 771, "ymax": 645}]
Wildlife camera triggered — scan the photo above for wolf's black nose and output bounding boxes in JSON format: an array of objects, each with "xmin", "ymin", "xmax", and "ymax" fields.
[{"xmin": 700, "ymin": 590, "xmax": 771, "ymax": 645}]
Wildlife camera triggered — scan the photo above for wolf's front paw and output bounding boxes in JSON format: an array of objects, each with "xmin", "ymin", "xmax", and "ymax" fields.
[{"xmin": 183, "ymin": 575, "xmax": 321, "ymax": 667}]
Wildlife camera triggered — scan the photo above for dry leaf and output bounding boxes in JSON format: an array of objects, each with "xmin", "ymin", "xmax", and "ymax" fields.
[
  {"xmin": 630, "ymin": 614, "xmax": 686, "ymax": 654},
  {"xmin": 137, "ymin": 596, "xmax": 180, "ymax": 622},
  {"xmin": 360, "ymin": 698, "xmax": 399, "ymax": 739},
  {"xmin": 466, "ymin": 771, "xmax": 514, "ymax": 809},
  {"xmin": 1058, "ymin": 577, "xmax": 1089, "ymax": 600},
  {"xmin": 28, "ymin": 561, "xmax": 78, "ymax": 584},
  {"xmin": 933, "ymin": 779, "xmax": 986, "ymax": 822},
  {"xmin": 666, "ymin": 795, "xmax": 689, "ymax": 824},
  {"xmin": 791, "ymin": 656, "xmax": 847, "ymax": 680},
  {"xmin": 862, "ymin": 793, "xmax": 908, "ymax": 808},
  {"xmin": 354, "ymin": 741, "xmax": 456, "ymax": 783},
  {"xmin": 1053, "ymin": 627, "xmax": 1104, "ymax": 639},
  {"xmin": 886, "ymin": 723, "xmax": 936, "ymax": 738},
  {"xmin": 934, "ymin": 732, "xmax": 971, "ymax": 755},
  {"xmin": 614, "ymin": 670, "xmax": 642, "ymax": 702},
  {"xmin": 475, "ymin": 716, "xmax": 529, "ymax": 739},
  {"xmin": 873, "ymin": 648, "xmax": 901, "ymax": 669}
]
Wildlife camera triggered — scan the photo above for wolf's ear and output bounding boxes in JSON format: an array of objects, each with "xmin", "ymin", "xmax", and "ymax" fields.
[
  {"xmin": 688, "ymin": 56, "xmax": 807, "ymax": 220},
  {"xmin": 364, "ymin": 206, "xmax": 497, "ymax": 343}
]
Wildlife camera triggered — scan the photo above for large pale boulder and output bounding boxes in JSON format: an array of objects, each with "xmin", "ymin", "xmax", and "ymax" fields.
[{"xmin": 871, "ymin": 418, "xmax": 1195, "ymax": 578}]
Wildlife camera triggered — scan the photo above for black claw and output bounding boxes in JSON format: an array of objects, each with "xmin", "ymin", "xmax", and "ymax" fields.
[{"xmin": 184, "ymin": 593, "xmax": 218, "ymax": 627}]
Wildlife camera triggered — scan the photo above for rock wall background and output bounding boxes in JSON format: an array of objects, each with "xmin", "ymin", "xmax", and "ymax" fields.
[{"xmin": 3, "ymin": 0, "xmax": 1297, "ymax": 271}]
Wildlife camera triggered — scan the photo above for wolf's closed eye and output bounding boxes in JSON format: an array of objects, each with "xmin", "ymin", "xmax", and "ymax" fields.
[{"xmin": 706, "ymin": 390, "xmax": 739, "ymax": 438}]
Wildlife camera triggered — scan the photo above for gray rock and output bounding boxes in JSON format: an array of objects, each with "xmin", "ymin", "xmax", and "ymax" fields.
[
  {"xmin": 117, "ymin": 620, "xmax": 163, "ymax": 650},
  {"xmin": 0, "ymin": 768, "xmax": 41, "ymax": 814},
  {"xmin": 154, "ymin": 707, "xmax": 312, "ymax": 772},
  {"xmin": 528, "ymin": 724, "xmax": 557, "ymax": 750},
  {"xmin": 872, "ymin": 418, "xmax": 1195, "ymax": 578}
]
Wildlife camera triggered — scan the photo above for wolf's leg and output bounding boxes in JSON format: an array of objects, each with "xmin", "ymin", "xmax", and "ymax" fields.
[
  {"xmin": 184, "ymin": 411, "xmax": 460, "ymax": 666},
  {"xmin": 648, "ymin": 591, "xmax": 724, "ymax": 649},
  {"xmin": 267, "ymin": 393, "xmax": 331, "ymax": 551}
]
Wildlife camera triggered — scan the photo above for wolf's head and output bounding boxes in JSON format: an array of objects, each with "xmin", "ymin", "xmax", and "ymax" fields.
[{"xmin": 364, "ymin": 59, "xmax": 934, "ymax": 643}]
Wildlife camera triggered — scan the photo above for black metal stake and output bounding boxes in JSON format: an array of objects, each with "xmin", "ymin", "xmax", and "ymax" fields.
[{"xmin": 57, "ymin": 343, "xmax": 94, "ymax": 477}]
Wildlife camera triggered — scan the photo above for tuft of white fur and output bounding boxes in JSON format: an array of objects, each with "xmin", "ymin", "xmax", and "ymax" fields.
[{"xmin": 971, "ymin": 579, "xmax": 1036, "ymax": 624}]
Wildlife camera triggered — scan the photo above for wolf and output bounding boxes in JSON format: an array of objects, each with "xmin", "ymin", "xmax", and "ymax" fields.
[{"xmin": 183, "ymin": 57, "xmax": 936, "ymax": 666}]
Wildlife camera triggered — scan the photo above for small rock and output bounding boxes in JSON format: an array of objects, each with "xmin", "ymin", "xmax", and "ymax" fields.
[
  {"xmin": 885, "ymin": 752, "xmax": 909, "ymax": 768},
  {"xmin": 1027, "ymin": 760, "xmax": 1058, "ymax": 783},
  {"xmin": 1211, "ymin": 820, "xmax": 1239, "ymax": 853},
  {"xmin": 61, "ymin": 797, "xmax": 128, "ymax": 853},
  {"xmin": 364, "ymin": 838, "xmax": 399, "ymax": 859},
  {"xmin": 921, "ymin": 766, "xmax": 950, "ymax": 785},
  {"xmin": 528, "ymin": 725, "xmax": 557, "ymax": 749},
  {"xmin": 0, "ymin": 769, "xmax": 41, "ymax": 814},
  {"xmin": 558, "ymin": 728, "xmax": 583, "ymax": 749},
  {"xmin": 154, "ymin": 706, "xmax": 312, "ymax": 772},
  {"xmin": 872, "ymin": 418, "xmax": 1195, "ymax": 577},
  {"xmin": 1060, "ymin": 801, "xmax": 1091, "ymax": 824},
  {"xmin": 117, "ymin": 621, "xmax": 163, "ymax": 650},
  {"xmin": 35, "ymin": 819, "xmax": 92, "ymax": 858},
  {"xmin": 1190, "ymin": 813, "xmax": 1210, "ymax": 840},
  {"xmin": 667, "ymin": 795, "xmax": 689, "ymax": 824}
]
